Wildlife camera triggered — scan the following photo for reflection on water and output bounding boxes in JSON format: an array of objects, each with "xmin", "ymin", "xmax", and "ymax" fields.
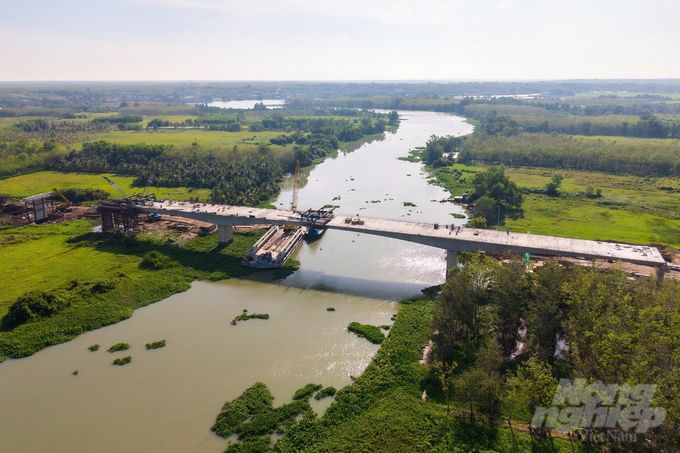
[{"xmin": 0, "ymin": 280, "xmax": 396, "ymax": 453}]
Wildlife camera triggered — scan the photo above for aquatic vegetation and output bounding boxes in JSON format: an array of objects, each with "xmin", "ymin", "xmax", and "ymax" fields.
[
  {"xmin": 145, "ymin": 340, "xmax": 166, "ymax": 350},
  {"xmin": 292, "ymin": 383, "xmax": 323, "ymax": 401},
  {"xmin": 231, "ymin": 312, "xmax": 270, "ymax": 325},
  {"xmin": 326, "ymin": 307, "xmax": 335, "ymax": 311},
  {"xmin": 211, "ymin": 382, "xmax": 274, "ymax": 438},
  {"xmin": 208, "ymin": 271, "xmax": 229, "ymax": 281},
  {"xmin": 314, "ymin": 386, "xmax": 337, "ymax": 400},
  {"xmin": 347, "ymin": 322, "xmax": 385, "ymax": 345},
  {"xmin": 73, "ymin": 370, "xmax": 78, "ymax": 375},
  {"xmin": 450, "ymin": 213, "xmax": 466, "ymax": 219},
  {"xmin": 113, "ymin": 356, "xmax": 131, "ymax": 365},
  {"xmin": 379, "ymin": 325, "xmax": 391, "ymax": 331},
  {"xmin": 107, "ymin": 343, "xmax": 130, "ymax": 352},
  {"xmin": 88, "ymin": 344, "xmax": 99, "ymax": 351},
  {"xmin": 402, "ymin": 201, "xmax": 416, "ymax": 207}
]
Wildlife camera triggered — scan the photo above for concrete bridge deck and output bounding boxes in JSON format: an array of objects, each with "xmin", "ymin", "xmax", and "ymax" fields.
[{"xmin": 136, "ymin": 201, "xmax": 667, "ymax": 270}]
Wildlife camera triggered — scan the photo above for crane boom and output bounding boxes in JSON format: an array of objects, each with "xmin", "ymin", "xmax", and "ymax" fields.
[
  {"xmin": 102, "ymin": 176, "xmax": 129, "ymax": 199},
  {"xmin": 52, "ymin": 188, "xmax": 72, "ymax": 209},
  {"xmin": 290, "ymin": 160, "xmax": 299, "ymax": 212}
]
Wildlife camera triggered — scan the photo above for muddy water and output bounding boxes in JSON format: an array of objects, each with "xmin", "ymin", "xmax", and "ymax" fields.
[
  {"xmin": 0, "ymin": 280, "xmax": 396, "ymax": 453},
  {"xmin": 275, "ymin": 110, "xmax": 474, "ymax": 299},
  {"xmin": 0, "ymin": 110, "xmax": 472, "ymax": 452}
]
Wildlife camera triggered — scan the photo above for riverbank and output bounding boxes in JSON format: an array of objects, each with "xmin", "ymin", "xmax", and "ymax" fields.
[
  {"xmin": 0, "ymin": 218, "xmax": 298, "ymax": 362},
  {"xmin": 270, "ymin": 301, "xmax": 583, "ymax": 452}
]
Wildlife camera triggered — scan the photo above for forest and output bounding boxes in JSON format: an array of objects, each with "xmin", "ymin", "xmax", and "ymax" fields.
[
  {"xmin": 51, "ymin": 141, "xmax": 282, "ymax": 206},
  {"xmin": 428, "ymin": 254, "xmax": 679, "ymax": 449},
  {"xmin": 456, "ymin": 133, "xmax": 680, "ymax": 178}
]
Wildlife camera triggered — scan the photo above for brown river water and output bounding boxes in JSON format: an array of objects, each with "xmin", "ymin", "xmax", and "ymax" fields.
[{"xmin": 0, "ymin": 110, "xmax": 472, "ymax": 453}]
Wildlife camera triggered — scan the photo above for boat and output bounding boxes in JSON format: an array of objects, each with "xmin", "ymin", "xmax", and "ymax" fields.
[{"xmin": 305, "ymin": 227, "xmax": 326, "ymax": 240}]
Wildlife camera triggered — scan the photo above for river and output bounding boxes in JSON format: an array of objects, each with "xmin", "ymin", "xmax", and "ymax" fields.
[{"xmin": 0, "ymin": 110, "xmax": 472, "ymax": 453}]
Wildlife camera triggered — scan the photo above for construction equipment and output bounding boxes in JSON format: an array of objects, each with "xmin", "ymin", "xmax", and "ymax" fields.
[
  {"xmin": 102, "ymin": 176, "xmax": 129, "ymax": 199},
  {"xmin": 52, "ymin": 188, "xmax": 73, "ymax": 211},
  {"xmin": 290, "ymin": 160, "xmax": 299, "ymax": 212},
  {"xmin": 146, "ymin": 212, "xmax": 162, "ymax": 221}
]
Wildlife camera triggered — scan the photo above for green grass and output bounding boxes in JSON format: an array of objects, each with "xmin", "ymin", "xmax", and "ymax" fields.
[
  {"xmin": 0, "ymin": 219, "xmax": 271, "ymax": 362},
  {"xmin": 0, "ymin": 171, "xmax": 211, "ymax": 202},
  {"xmin": 431, "ymin": 161, "xmax": 680, "ymax": 247}
]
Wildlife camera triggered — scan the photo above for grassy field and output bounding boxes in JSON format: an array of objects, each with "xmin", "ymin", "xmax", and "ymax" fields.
[
  {"xmin": 0, "ymin": 171, "xmax": 211, "ymax": 202},
  {"xmin": 0, "ymin": 219, "xmax": 300, "ymax": 361},
  {"xmin": 430, "ymin": 162, "xmax": 680, "ymax": 247}
]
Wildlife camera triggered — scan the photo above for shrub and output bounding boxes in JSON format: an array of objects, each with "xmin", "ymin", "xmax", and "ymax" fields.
[
  {"xmin": 293, "ymin": 383, "xmax": 323, "ymax": 401},
  {"xmin": 142, "ymin": 251, "xmax": 179, "ymax": 270},
  {"xmin": 91, "ymin": 279, "xmax": 118, "ymax": 294},
  {"xmin": 88, "ymin": 344, "xmax": 99, "ymax": 351},
  {"xmin": 314, "ymin": 386, "xmax": 337, "ymax": 400},
  {"xmin": 108, "ymin": 343, "xmax": 130, "ymax": 352},
  {"xmin": 113, "ymin": 356, "xmax": 132, "ymax": 366},
  {"xmin": 347, "ymin": 322, "xmax": 385, "ymax": 344},
  {"xmin": 208, "ymin": 271, "xmax": 229, "ymax": 281},
  {"xmin": 145, "ymin": 340, "xmax": 166, "ymax": 350},
  {"xmin": 5, "ymin": 290, "xmax": 68, "ymax": 326}
]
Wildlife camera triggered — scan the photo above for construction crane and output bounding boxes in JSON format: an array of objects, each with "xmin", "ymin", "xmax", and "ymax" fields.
[
  {"xmin": 142, "ymin": 170, "xmax": 155, "ymax": 196},
  {"xmin": 290, "ymin": 160, "xmax": 299, "ymax": 212},
  {"xmin": 284, "ymin": 160, "xmax": 300, "ymax": 231},
  {"xmin": 102, "ymin": 176, "xmax": 129, "ymax": 199},
  {"xmin": 52, "ymin": 188, "xmax": 72, "ymax": 211}
]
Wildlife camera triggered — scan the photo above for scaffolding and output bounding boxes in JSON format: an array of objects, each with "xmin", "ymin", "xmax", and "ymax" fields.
[{"xmin": 97, "ymin": 199, "xmax": 142, "ymax": 233}]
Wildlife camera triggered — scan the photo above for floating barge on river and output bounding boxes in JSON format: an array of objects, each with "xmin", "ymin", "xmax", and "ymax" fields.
[{"xmin": 242, "ymin": 225, "xmax": 308, "ymax": 268}]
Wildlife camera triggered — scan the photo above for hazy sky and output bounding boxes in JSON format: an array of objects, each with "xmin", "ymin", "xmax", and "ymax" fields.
[{"xmin": 1, "ymin": 0, "xmax": 678, "ymax": 81}]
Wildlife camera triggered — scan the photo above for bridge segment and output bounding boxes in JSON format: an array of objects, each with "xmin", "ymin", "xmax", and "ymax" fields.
[{"xmin": 134, "ymin": 201, "xmax": 668, "ymax": 276}]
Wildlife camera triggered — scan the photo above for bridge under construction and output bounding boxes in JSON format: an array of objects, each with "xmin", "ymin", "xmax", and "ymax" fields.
[{"xmin": 97, "ymin": 199, "xmax": 669, "ymax": 278}]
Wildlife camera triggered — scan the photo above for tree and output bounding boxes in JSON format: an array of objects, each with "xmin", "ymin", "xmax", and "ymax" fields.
[
  {"xmin": 469, "ymin": 165, "xmax": 523, "ymax": 209},
  {"xmin": 545, "ymin": 173, "xmax": 564, "ymax": 196},
  {"xmin": 473, "ymin": 196, "xmax": 496, "ymax": 225},
  {"xmin": 119, "ymin": 101, "xmax": 128, "ymax": 108},
  {"xmin": 425, "ymin": 135, "xmax": 443, "ymax": 164},
  {"xmin": 492, "ymin": 259, "xmax": 531, "ymax": 356},
  {"xmin": 433, "ymin": 360, "xmax": 457, "ymax": 415},
  {"xmin": 433, "ymin": 255, "xmax": 494, "ymax": 362}
]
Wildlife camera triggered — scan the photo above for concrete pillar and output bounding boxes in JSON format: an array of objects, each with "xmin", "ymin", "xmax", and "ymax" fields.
[
  {"xmin": 218, "ymin": 225, "xmax": 233, "ymax": 245},
  {"xmin": 446, "ymin": 250, "xmax": 458, "ymax": 277},
  {"xmin": 656, "ymin": 266, "xmax": 666, "ymax": 284}
]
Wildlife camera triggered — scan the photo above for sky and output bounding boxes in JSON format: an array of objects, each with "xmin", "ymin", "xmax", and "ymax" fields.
[{"xmin": 1, "ymin": 0, "xmax": 679, "ymax": 81}]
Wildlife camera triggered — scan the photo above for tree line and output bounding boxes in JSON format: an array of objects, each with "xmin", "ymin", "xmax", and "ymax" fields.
[
  {"xmin": 457, "ymin": 133, "xmax": 680, "ymax": 177},
  {"xmin": 476, "ymin": 110, "xmax": 680, "ymax": 139},
  {"xmin": 50, "ymin": 141, "xmax": 282, "ymax": 206},
  {"xmin": 431, "ymin": 255, "xmax": 679, "ymax": 446}
]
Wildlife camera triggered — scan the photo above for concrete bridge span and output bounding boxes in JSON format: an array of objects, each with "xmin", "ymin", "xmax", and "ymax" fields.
[{"xmin": 133, "ymin": 201, "xmax": 668, "ymax": 277}]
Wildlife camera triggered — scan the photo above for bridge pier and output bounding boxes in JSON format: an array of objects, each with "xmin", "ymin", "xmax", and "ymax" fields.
[
  {"xmin": 218, "ymin": 225, "xmax": 233, "ymax": 245},
  {"xmin": 446, "ymin": 250, "xmax": 458, "ymax": 277}
]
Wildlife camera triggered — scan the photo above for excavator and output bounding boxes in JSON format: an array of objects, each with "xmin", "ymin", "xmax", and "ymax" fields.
[{"xmin": 52, "ymin": 188, "xmax": 73, "ymax": 212}]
